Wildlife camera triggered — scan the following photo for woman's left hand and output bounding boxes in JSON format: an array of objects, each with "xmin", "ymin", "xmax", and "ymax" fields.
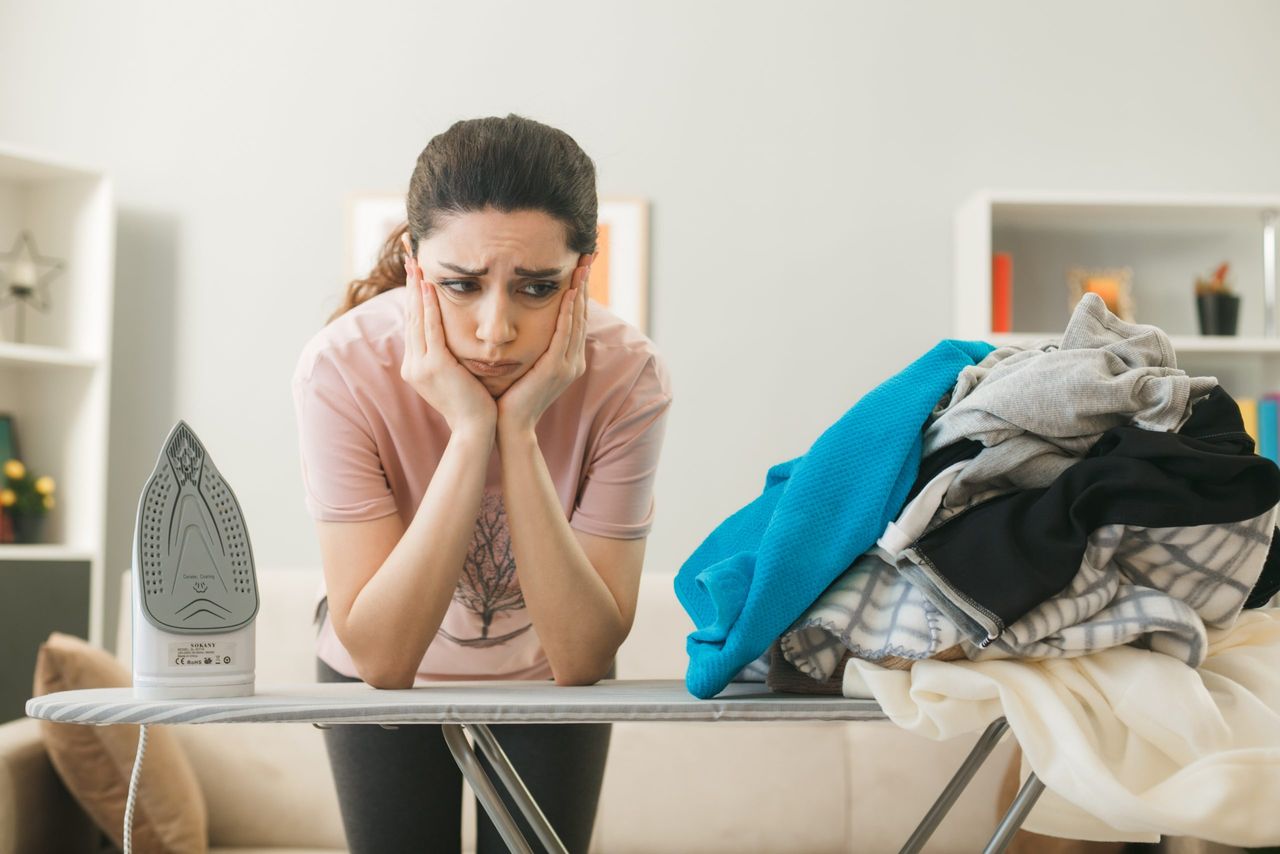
[{"xmin": 497, "ymin": 255, "xmax": 593, "ymax": 437}]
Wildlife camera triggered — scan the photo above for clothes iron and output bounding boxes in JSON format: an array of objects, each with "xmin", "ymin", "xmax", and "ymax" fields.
[{"xmin": 131, "ymin": 420, "xmax": 258, "ymax": 698}]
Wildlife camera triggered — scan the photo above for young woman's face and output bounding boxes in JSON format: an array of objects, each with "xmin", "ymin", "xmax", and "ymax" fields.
[{"xmin": 414, "ymin": 207, "xmax": 584, "ymax": 397}]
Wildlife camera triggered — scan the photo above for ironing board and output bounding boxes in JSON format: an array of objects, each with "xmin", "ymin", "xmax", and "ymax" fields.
[{"xmin": 26, "ymin": 678, "xmax": 1043, "ymax": 854}]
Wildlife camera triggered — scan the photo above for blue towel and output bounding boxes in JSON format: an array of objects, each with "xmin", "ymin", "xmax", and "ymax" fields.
[{"xmin": 674, "ymin": 339, "xmax": 996, "ymax": 698}]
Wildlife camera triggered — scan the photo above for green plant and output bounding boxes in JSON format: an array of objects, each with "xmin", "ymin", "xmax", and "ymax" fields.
[
  {"xmin": 1195, "ymin": 261, "xmax": 1235, "ymax": 296},
  {"xmin": 0, "ymin": 458, "xmax": 56, "ymax": 517}
]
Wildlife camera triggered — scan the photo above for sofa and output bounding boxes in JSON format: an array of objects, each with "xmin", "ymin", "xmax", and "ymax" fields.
[{"xmin": 2, "ymin": 566, "xmax": 1063, "ymax": 853}]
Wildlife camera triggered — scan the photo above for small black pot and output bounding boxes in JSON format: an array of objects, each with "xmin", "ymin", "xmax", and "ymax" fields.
[
  {"xmin": 10, "ymin": 512, "xmax": 45, "ymax": 544},
  {"xmin": 1196, "ymin": 292, "xmax": 1241, "ymax": 336}
]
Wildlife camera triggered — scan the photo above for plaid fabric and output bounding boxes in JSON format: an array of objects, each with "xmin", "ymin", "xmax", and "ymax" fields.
[
  {"xmin": 971, "ymin": 506, "xmax": 1278, "ymax": 667},
  {"xmin": 778, "ymin": 551, "xmax": 964, "ymax": 681},
  {"xmin": 780, "ymin": 506, "xmax": 1277, "ymax": 675}
]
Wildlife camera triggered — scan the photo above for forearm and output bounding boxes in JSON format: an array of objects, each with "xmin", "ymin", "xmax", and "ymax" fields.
[
  {"xmin": 498, "ymin": 426, "xmax": 626, "ymax": 685},
  {"xmin": 345, "ymin": 425, "xmax": 494, "ymax": 687}
]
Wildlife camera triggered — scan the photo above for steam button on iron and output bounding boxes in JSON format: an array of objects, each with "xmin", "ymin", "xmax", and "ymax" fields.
[{"xmin": 131, "ymin": 420, "xmax": 258, "ymax": 699}]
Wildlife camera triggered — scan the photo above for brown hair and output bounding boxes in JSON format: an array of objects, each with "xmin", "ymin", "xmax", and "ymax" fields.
[{"xmin": 328, "ymin": 114, "xmax": 598, "ymax": 323}]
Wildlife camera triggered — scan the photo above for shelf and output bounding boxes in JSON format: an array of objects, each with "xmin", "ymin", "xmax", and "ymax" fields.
[
  {"xmin": 0, "ymin": 142, "xmax": 114, "ymax": 656},
  {"xmin": 0, "ymin": 342, "xmax": 101, "ymax": 369},
  {"xmin": 0, "ymin": 544, "xmax": 94, "ymax": 562},
  {"xmin": 981, "ymin": 333, "xmax": 1280, "ymax": 355},
  {"xmin": 984, "ymin": 192, "xmax": 1280, "ymax": 232}
]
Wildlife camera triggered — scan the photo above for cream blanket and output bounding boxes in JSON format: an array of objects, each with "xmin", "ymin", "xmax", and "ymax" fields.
[{"xmin": 843, "ymin": 607, "xmax": 1280, "ymax": 845}]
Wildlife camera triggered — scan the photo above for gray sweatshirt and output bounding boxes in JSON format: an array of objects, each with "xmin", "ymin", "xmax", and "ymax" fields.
[{"xmin": 923, "ymin": 292, "xmax": 1218, "ymax": 510}]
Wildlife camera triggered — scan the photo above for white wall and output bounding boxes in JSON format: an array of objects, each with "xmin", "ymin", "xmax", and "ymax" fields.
[{"xmin": 2, "ymin": 0, "xmax": 1279, "ymax": 651}]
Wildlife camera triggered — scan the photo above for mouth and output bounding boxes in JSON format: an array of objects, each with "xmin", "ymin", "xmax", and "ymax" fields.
[{"xmin": 464, "ymin": 359, "xmax": 521, "ymax": 377}]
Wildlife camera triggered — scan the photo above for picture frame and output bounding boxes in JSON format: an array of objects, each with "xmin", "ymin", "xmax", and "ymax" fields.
[
  {"xmin": 593, "ymin": 198, "xmax": 651, "ymax": 334},
  {"xmin": 345, "ymin": 193, "xmax": 407, "ymax": 284},
  {"xmin": 0, "ymin": 413, "xmax": 15, "ymax": 543},
  {"xmin": 344, "ymin": 193, "xmax": 652, "ymax": 334},
  {"xmin": 1067, "ymin": 266, "xmax": 1135, "ymax": 322},
  {"xmin": 0, "ymin": 413, "xmax": 16, "ymax": 465}
]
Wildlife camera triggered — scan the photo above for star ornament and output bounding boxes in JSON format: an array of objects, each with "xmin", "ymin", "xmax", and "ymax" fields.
[{"xmin": 0, "ymin": 230, "xmax": 64, "ymax": 311}]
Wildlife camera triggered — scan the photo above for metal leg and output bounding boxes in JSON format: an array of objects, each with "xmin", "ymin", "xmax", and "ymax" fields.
[
  {"xmin": 469, "ymin": 723, "xmax": 569, "ymax": 854},
  {"xmin": 441, "ymin": 724, "xmax": 535, "ymax": 854},
  {"xmin": 983, "ymin": 771, "xmax": 1046, "ymax": 854},
  {"xmin": 899, "ymin": 718, "xmax": 1011, "ymax": 854}
]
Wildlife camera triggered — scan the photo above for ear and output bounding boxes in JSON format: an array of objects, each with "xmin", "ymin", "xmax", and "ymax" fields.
[{"xmin": 399, "ymin": 232, "xmax": 414, "ymax": 262}]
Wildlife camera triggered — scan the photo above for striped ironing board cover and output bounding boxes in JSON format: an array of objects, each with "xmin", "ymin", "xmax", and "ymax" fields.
[{"xmin": 26, "ymin": 678, "xmax": 887, "ymax": 726}]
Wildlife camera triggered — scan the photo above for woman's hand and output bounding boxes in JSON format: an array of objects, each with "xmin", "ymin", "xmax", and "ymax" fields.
[
  {"xmin": 496, "ymin": 256, "xmax": 593, "ymax": 438},
  {"xmin": 400, "ymin": 248, "xmax": 498, "ymax": 437}
]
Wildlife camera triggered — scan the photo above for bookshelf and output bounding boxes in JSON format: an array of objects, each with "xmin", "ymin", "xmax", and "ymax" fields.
[
  {"xmin": 955, "ymin": 191, "xmax": 1280, "ymax": 403},
  {"xmin": 0, "ymin": 143, "xmax": 114, "ymax": 720}
]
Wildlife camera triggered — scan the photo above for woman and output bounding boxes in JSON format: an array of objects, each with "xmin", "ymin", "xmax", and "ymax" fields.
[{"xmin": 291, "ymin": 114, "xmax": 673, "ymax": 853}]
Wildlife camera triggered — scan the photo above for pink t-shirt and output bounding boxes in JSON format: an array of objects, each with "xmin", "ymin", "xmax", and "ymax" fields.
[{"xmin": 291, "ymin": 286, "xmax": 672, "ymax": 683}]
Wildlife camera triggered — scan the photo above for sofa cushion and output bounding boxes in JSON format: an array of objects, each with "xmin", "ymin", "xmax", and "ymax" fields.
[{"xmin": 32, "ymin": 631, "xmax": 208, "ymax": 854}]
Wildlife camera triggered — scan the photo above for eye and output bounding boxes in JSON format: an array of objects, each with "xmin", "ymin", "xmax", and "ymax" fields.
[
  {"xmin": 439, "ymin": 279, "xmax": 478, "ymax": 295},
  {"xmin": 520, "ymin": 281, "xmax": 560, "ymax": 299}
]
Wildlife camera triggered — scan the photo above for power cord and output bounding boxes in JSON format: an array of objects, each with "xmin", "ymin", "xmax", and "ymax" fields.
[{"xmin": 124, "ymin": 722, "xmax": 149, "ymax": 854}]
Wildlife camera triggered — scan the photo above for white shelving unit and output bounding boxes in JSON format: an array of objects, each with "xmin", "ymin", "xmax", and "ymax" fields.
[
  {"xmin": 0, "ymin": 143, "xmax": 114, "ymax": 661},
  {"xmin": 956, "ymin": 191, "xmax": 1280, "ymax": 398}
]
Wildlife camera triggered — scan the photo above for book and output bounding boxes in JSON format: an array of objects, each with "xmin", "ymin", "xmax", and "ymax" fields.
[
  {"xmin": 1239, "ymin": 397, "xmax": 1260, "ymax": 451},
  {"xmin": 992, "ymin": 252, "xmax": 1012, "ymax": 333},
  {"xmin": 1259, "ymin": 398, "xmax": 1278, "ymax": 463}
]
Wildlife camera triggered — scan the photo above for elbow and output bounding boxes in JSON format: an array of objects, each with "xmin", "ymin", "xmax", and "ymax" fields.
[
  {"xmin": 355, "ymin": 658, "xmax": 416, "ymax": 690},
  {"xmin": 365, "ymin": 673, "xmax": 415, "ymax": 691},
  {"xmin": 551, "ymin": 653, "xmax": 618, "ymax": 687}
]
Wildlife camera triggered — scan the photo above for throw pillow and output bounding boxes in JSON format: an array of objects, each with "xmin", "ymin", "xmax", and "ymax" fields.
[{"xmin": 32, "ymin": 631, "xmax": 208, "ymax": 854}]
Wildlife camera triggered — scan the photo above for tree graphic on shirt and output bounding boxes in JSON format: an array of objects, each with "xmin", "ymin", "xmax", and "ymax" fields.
[{"xmin": 439, "ymin": 491, "xmax": 532, "ymax": 648}]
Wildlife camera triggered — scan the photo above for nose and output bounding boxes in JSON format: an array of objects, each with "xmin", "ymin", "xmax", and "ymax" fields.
[{"xmin": 474, "ymin": 290, "xmax": 516, "ymax": 348}]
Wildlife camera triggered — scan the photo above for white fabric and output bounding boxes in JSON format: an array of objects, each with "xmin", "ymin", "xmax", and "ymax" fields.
[
  {"xmin": 873, "ymin": 459, "xmax": 971, "ymax": 559},
  {"xmin": 842, "ymin": 607, "xmax": 1280, "ymax": 845}
]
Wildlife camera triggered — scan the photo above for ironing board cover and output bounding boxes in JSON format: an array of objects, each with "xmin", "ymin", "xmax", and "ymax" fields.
[{"xmin": 27, "ymin": 679, "xmax": 885, "ymax": 726}]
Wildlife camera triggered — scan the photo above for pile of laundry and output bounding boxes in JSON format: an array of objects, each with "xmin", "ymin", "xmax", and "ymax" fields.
[{"xmin": 675, "ymin": 292, "xmax": 1280, "ymax": 844}]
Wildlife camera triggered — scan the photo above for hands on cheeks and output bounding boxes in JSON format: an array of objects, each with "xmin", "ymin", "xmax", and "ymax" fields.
[
  {"xmin": 398, "ymin": 234, "xmax": 497, "ymax": 436},
  {"xmin": 398, "ymin": 232, "xmax": 595, "ymax": 439},
  {"xmin": 496, "ymin": 254, "xmax": 595, "ymax": 437}
]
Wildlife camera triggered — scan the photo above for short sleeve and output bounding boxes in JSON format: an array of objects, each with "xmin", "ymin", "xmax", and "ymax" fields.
[
  {"xmin": 291, "ymin": 351, "xmax": 398, "ymax": 523},
  {"xmin": 569, "ymin": 356, "xmax": 673, "ymax": 540}
]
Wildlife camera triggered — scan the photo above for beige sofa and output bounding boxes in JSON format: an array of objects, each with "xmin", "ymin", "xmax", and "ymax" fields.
[{"xmin": 1, "ymin": 567, "xmax": 1028, "ymax": 853}]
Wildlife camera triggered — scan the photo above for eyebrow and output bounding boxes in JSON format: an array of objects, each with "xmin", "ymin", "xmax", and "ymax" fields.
[{"xmin": 439, "ymin": 262, "xmax": 564, "ymax": 278}]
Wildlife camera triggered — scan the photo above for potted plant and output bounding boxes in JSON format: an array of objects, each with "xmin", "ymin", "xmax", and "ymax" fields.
[
  {"xmin": 1195, "ymin": 262, "xmax": 1241, "ymax": 335},
  {"xmin": 0, "ymin": 458, "xmax": 56, "ymax": 544}
]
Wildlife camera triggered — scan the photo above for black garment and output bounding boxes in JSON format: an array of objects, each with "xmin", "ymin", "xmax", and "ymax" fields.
[
  {"xmin": 903, "ymin": 437, "xmax": 983, "ymax": 506},
  {"xmin": 1245, "ymin": 528, "xmax": 1280, "ymax": 609},
  {"xmin": 901, "ymin": 386, "xmax": 1280, "ymax": 643}
]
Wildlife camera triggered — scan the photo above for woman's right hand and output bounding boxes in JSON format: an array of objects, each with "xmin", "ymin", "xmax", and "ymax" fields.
[{"xmin": 401, "ymin": 249, "xmax": 498, "ymax": 437}]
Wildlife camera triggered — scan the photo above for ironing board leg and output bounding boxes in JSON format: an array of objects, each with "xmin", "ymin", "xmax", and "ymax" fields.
[
  {"xmin": 982, "ymin": 771, "xmax": 1045, "ymax": 854},
  {"xmin": 898, "ymin": 717, "xmax": 1011, "ymax": 854},
  {"xmin": 468, "ymin": 723, "xmax": 569, "ymax": 854},
  {"xmin": 440, "ymin": 724, "xmax": 535, "ymax": 854}
]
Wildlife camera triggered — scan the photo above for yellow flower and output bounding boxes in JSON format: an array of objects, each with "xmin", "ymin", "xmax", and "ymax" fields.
[
  {"xmin": 34, "ymin": 476, "xmax": 55, "ymax": 496},
  {"xmin": 43, "ymin": 495, "xmax": 55, "ymax": 510},
  {"xmin": 2, "ymin": 459, "xmax": 24, "ymax": 480},
  {"xmin": 0, "ymin": 489, "xmax": 15, "ymax": 507}
]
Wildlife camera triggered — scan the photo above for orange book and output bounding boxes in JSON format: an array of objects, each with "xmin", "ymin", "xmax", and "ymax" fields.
[{"xmin": 992, "ymin": 252, "xmax": 1013, "ymax": 333}]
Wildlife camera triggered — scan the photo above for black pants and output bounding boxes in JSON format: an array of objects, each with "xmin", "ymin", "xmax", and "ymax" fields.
[{"xmin": 316, "ymin": 655, "xmax": 612, "ymax": 854}]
